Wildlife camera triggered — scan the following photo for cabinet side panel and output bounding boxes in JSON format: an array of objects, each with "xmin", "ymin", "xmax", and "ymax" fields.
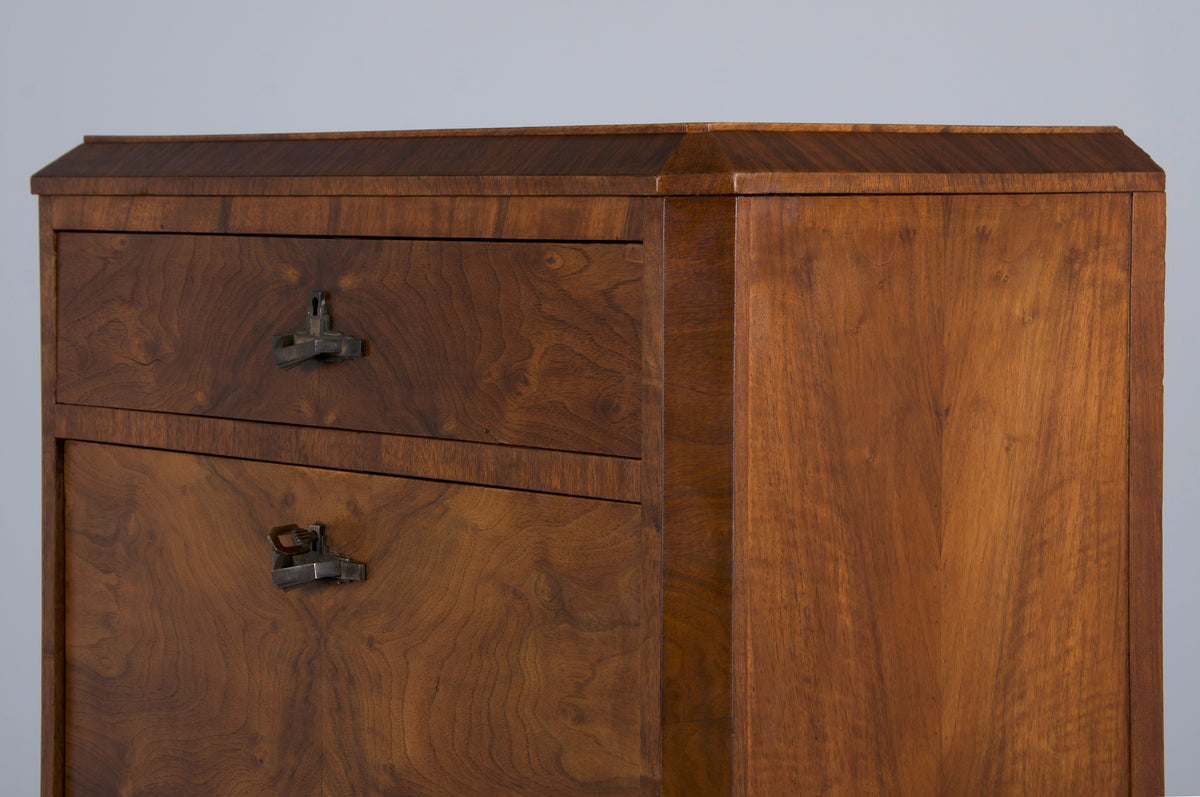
[
  {"xmin": 1129, "ymin": 191, "xmax": 1165, "ymax": 797},
  {"xmin": 736, "ymin": 194, "xmax": 1132, "ymax": 795},
  {"xmin": 939, "ymin": 194, "xmax": 1130, "ymax": 794},
  {"xmin": 661, "ymin": 197, "xmax": 736, "ymax": 796},
  {"xmin": 736, "ymin": 196, "xmax": 944, "ymax": 796}
]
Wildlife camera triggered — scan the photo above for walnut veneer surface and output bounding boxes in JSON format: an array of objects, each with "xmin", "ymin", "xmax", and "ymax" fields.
[{"xmin": 35, "ymin": 124, "xmax": 1165, "ymax": 796}]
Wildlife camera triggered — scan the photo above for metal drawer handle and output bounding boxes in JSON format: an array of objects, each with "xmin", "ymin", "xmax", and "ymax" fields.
[
  {"xmin": 271, "ymin": 291, "xmax": 366, "ymax": 370},
  {"xmin": 268, "ymin": 523, "xmax": 366, "ymax": 591}
]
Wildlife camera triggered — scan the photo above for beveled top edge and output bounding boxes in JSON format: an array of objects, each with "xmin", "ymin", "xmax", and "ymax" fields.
[
  {"xmin": 81, "ymin": 122, "xmax": 1124, "ymax": 144},
  {"xmin": 34, "ymin": 124, "xmax": 1163, "ymax": 197}
]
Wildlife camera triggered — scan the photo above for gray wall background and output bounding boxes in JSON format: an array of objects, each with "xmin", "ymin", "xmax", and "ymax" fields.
[{"xmin": 1, "ymin": 0, "xmax": 1195, "ymax": 792}]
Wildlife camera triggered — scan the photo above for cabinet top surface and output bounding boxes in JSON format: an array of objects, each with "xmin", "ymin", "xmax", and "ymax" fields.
[{"xmin": 32, "ymin": 122, "xmax": 1163, "ymax": 197}]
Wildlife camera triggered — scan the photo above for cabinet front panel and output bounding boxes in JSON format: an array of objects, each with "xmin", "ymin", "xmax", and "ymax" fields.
[
  {"xmin": 56, "ymin": 233, "xmax": 643, "ymax": 457},
  {"xmin": 735, "ymin": 193, "xmax": 1132, "ymax": 795},
  {"xmin": 64, "ymin": 443, "xmax": 648, "ymax": 796}
]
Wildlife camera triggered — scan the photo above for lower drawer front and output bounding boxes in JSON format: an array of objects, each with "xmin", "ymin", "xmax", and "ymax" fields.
[{"xmin": 63, "ymin": 442, "xmax": 648, "ymax": 796}]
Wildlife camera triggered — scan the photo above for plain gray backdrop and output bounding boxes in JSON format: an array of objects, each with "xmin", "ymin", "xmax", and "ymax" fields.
[{"xmin": 2, "ymin": 0, "xmax": 1196, "ymax": 793}]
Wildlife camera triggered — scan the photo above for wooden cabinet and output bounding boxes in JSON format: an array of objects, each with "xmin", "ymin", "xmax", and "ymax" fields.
[{"xmin": 35, "ymin": 124, "xmax": 1165, "ymax": 796}]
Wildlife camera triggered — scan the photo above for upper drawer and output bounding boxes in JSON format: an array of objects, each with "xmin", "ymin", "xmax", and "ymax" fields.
[{"xmin": 56, "ymin": 232, "xmax": 642, "ymax": 457}]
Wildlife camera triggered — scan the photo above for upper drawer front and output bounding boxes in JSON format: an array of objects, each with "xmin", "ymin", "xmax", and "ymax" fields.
[{"xmin": 56, "ymin": 232, "xmax": 642, "ymax": 457}]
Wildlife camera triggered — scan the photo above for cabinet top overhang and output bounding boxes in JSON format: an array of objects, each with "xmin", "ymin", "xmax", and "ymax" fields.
[{"xmin": 31, "ymin": 122, "xmax": 1163, "ymax": 197}]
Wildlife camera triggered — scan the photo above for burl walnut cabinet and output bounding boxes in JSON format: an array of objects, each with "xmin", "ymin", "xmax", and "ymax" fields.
[{"xmin": 33, "ymin": 124, "xmax": 1165, "ymax": 796}]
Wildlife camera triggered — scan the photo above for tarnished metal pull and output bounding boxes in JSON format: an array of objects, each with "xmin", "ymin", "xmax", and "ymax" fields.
[
  {"xmin": 272, "ymin": 291, "xmax": 366, "ymax": 370},
  {"xmin": 268, "ymin": 523, "xmax": 366, "ymax": 591}
]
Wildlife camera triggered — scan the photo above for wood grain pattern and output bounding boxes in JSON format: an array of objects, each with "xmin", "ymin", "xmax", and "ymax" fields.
[
  {"xmin": 736, "ymin": 193, "xmax": 1132, "ymax": 795},
  {"xmin": 32, "ymin": 126, "xmax": 1161, "ymax": 197},
  {"xmin": 54, "ymin": 405, "xmax": 639, "ymax": 503},
  {"xmin": 319, "ymin": 471, "xmax": 646, "ymax": 795},
  {"xmin": 64, "ymin": 443, "xmax": 650, "ymax": 795},
  {"xmin": 712, "ymin": 129, "xmax": 1162, "ymax": 195},
  {"xmin": 661, "ymin": 197, "xmax": 735, "ymax": 796},
  {"xmin": 64, "ymin": 443, "xmax": 324, "ymax": 796},
  {"xmin": 39, "ymin": 132, "xmax": 681, "ymax": 178},
  {"xmin": 1129, "ymin": 191, "xmax": 1166, "ymax": 797},
  {"xmin": 57, "ymin": 232, "xmax": 642, "ymax": 457},
  {"xmin": 48, "ymin": 195, "xmax": 645, "ymax": 241}
]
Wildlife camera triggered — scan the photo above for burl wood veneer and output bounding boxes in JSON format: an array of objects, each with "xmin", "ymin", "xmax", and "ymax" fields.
[{"xmin": 35, "ymin": 123, "xmax": 1165, "ymax": 796}]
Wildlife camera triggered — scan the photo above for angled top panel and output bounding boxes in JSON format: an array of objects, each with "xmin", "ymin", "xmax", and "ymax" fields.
[{"xmin": 32, "ymin": 123, "xmax": 1162, "ymax": 197}]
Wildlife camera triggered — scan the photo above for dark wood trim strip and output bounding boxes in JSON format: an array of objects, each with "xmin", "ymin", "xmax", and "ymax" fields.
[
  {"xmin": 40, "ymin": 200, "xmax": 65, "ymax": 797},
  {"xmin": 704, "ymin": 123, "xmax": 1125, "ymax": 134},
  {"xmin": 1129, "ymin": 191, "xmax": 1166, "ymax": 797},
  {"xmin": 731, "ymin": 193, "xmax": 750, "ymax": 797},
  {"xmin": 663, "ymin": 719, "xmax": 735, "ymax": 797},
  {"xmin": 640, "ymin": 199, "xmax": 666, "ymax": 793},
  {"xmin": 34, "ymin": 170, "xmax": 1162, "ymax": 198},
  {"xmin": 54, "ymin": 405, "xmax": 640, "ymax": 504},
  {"xmin": 79, "ymin": 123, "xmax": 1122, "ymax": 144},
  {"xmin": 660, "ymin": 197, "xmax": 735, "ymax": 795},
  {"xmin": 729, "ymin": 170, "xmax": 1163, "ymax": 195},
  {"xmin": 48, "ymin": 195, "xmax": 645, "ymax": 241},
  {"xmin": 31, "ymin": 175, "xmax": 663, "ymax": 198},
  {"xmin": 82, "ymin": 124, "xmax": 690, "ymax": 142}
]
